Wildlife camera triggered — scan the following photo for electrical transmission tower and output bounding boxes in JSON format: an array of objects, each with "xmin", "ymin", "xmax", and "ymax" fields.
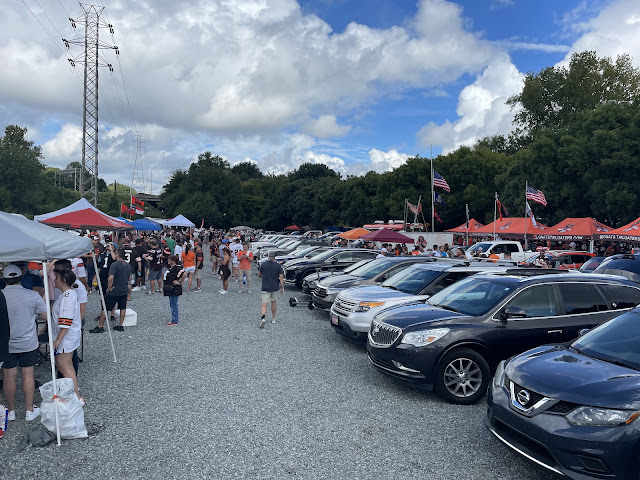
[
  {"xmin": 130, "ymin": 132, "xmax": 146, "ymax": 196},
  {"xmin": 63, "ymin": 5, "xmax": 119, "ymax": 206}
]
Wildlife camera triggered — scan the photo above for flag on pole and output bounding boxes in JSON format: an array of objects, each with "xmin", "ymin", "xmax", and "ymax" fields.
[
  {"xmin": 434, "ymin": 192, "xmax": 447, "ymax": 206},
  {"xmin": 407, "ymin": 200, "xmax": 422, "ymax": 215},
  {"xmin": 526, "ymin": 202, "xmax": 538, "ymax": 227},
  {"xmin": 433, "ymin": 170, "xmax": 450, "ymax": 192},
  {"xmin": 496, "ymin": 197, "xmax": 509, "ymax": 220},
  {"xmin": 465, "ymin": 204, "xmax": 470, "ymax": 229},
  {"xmin": 132, "ymin": 206, "xmax": 144, "ymax": 215},
  {"xmin": 433, "ymin": 206, "xmax": 443, "ymax": 223},
  {"xmin": 526, "ymin": 185, "xmax": 547, "ymax": 207},
  {"xmin": 201, "ymin": 218, "xmax": 205, "ymax": 228},
  {"xmin": 131, "ymin": 196, "xmax": 144, "ymax": 207},
  {"xmin": 121, "ymin": 204, "xmax": 134, "ymax": 216}
]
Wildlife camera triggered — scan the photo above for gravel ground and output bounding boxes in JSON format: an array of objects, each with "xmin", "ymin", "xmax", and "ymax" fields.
[{"xmin": 1, "ymin": 260, "xmax": 558, "ymax": 480}]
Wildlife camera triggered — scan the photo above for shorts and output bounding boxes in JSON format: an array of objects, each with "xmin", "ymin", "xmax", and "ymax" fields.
[
  {"xmin": 3, "ymin": 349, "xmax": 39, "ymax": 369},
  {"xmin": 185, "ymin": 266, "xmax": 196, "ymax": 273},
  {"xmin": 261, "ymin": 291, "xmax": 278, "ymax": 303},
  {"xmin": 231, "ymin": 261, "xmax": 239, "ymax": 268},
  {"xmin": 195, "ymin": 269, "xmax": 202, "ymax": 279},
  {"xmin": 105, "ymin": 294, "xmax": 128, "ymax": 311},
  {"xmin": 220, "ymin": 265, "xmax": 231, "ymax": 281},
  {"xmin": 148, "ymin": 269, "xmax": 162, "ymax": 281}
]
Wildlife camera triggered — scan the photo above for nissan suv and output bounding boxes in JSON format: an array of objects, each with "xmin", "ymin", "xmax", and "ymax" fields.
[{"xmin": 366, "ymin": 272, "xmax": 640, "ymax": 405}]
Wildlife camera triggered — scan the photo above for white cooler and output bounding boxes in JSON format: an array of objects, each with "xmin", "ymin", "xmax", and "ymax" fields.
[{"xmin": 113, "ymin": 308, "xmax": 137, "ymax": 326}]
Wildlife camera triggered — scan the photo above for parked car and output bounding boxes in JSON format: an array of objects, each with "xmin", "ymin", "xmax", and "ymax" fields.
[
  {"xmin": 366, "ymin": 272, "xmax": 640, "ymax": 404},
  {"xmin": 330, "ymin": 260, "xmax": 514, "ymax": 341},
  {"xmin": 593, "ymin": 253, "xmax": 640, "ymax": 283},
  {"xmin": 313, "ymin": 256, "xmax": 444, "ymax": 310},
  {"xmin": 579, "ymin": 255, "xmax": 606, "ymax": 272},
  {"xmin": 522, "ymin": 250, "xmax": 595, "ymax": 270},
  {"xmin": 282, "ymin": 248, "xmax": 380, "ymax": 288},
  {"xmin": 485, "ymin": 308, "xmax": 640, "ymax": 479},
  {"xmin": 466, "ymin": 241, "xmax": 534, "ymax": 262},
  {"xmin": 272, "ymin": 245, "xmax": 334, "ymax": 266},
  {"xmin": 258, "ymin": 239, "xmax": 328, "ymax": 262},
  {"xmin": 301, "ymin": 258, "xmax": 373, "ymax": 295}
]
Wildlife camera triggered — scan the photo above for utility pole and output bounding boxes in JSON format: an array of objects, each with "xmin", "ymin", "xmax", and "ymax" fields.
[
  {"xmin": 63, "ymin": 5, "xmax": 119, "ymax": 206},
  {"xmin": 130, "ymin": 132, "xmax": 146, "ymax": 196}
]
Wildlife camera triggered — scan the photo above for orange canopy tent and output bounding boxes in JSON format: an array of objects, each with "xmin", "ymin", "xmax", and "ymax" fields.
[
  {"xmin": 595, "ymin": 217, "xmax": 640, "ymax": 241},
  {"xmin": 535, "ymin": 217, "xmax": 613, "ymax": 241},
  {"xmin": 473, "ymin": 217, "xmax": 548, "ymax": 239},
  {"xmin": 337, "ymin": 227, "xmax": 371, "ymax": 240},
  {"xmin": 446, "ymin": 219, "xmax": 485, "ymax": 235}
]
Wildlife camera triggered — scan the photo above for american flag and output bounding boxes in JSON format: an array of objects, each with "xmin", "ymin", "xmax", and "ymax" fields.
[
  {"xmin": 526, "ymin": 185, "xmax": 547, "ymax": 207},
  {"xmin": 433, "ymin": 170, "xmax": 450, "ymax": 192}
]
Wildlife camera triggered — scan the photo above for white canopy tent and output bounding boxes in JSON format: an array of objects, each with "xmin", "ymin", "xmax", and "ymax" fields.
[
  {"xmin": 164, "ymin": 214, "xmax": 195, "ymax": 227},
  {"xmin": 0, "ymin": 210, "xmax": 116, "ymax": 444}
]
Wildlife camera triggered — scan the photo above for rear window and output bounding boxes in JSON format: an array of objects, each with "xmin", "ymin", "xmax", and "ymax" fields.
[
  {"xmin": 558, "ymin": 284, "xmax": 607, "ymax": 315},
  {"xmin": 599, "ymin": 284, "xmax": 640, "ymax": 310}
]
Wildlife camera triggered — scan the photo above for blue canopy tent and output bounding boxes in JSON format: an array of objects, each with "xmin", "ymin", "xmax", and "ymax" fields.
[
  {"xmin": 130, "ymin": 218, "xmax": 162, "ymax": 231},
  {"xmin": 115, "ymin": 217, "xmax": 134, "ymax": 225}
]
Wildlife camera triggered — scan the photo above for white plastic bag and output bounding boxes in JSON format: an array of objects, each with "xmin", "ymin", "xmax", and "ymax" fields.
[{"xmin": 39, "ymin": 378, "xmax": 88, "ymax": 439}]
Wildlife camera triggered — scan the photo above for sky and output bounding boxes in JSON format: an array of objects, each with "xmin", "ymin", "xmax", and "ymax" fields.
[{"xmin": 2, "ymin": 0, "xmax": 640, "ymax": 193}]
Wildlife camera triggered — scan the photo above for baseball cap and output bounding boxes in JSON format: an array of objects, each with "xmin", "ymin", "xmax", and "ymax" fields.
[
  {"xmin": 3, "ymin": 265, "xmax": 23, "ymax": 279},
  {"xmin": 268, "ymin": 251, "xmax": 277, "ymax": 259}
]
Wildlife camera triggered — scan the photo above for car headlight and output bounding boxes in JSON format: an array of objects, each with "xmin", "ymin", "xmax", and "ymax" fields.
[
  {"xmin": 355, "ymin": 301, "xmax": 385, "ymax": 312},
  {"xmin": 325, "ymin": 287, "xmax": 341, "ymax": 295},
  {"xmin": 400, "ymin": 328, "xmax": 449, "ymax": 347},
  {"xmin": 492, "ymin": 360, "xmax": 506, "ymax": 390},
  {"xmin": 566, "ymin": 407, "xmax": 640, "ymax": 426}
]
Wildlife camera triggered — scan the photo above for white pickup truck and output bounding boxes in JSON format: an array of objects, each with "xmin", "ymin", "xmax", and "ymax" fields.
[{"xmin": 465, "ymin": 240, "xmax": 535, "ymax": 262}]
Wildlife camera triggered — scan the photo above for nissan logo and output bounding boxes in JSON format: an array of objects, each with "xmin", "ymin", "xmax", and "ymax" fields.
[{"xmin": 517, "ymin": 389, "xmax": 531, "ymax": 407}]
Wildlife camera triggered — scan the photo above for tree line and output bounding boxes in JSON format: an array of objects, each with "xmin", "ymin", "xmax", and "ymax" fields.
[{"xmin": 2, "ymin": 51, "xmax": 640, "ymax": 230}]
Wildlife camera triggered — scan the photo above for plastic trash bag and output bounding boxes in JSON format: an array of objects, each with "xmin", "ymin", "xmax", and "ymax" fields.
[{"xmin": 39, "ymin": 378, "xmax": 88, "ymax": 439}]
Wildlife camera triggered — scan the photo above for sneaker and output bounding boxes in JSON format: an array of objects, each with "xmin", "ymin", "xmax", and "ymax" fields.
[
  {"xmin": 220, "ymin": 290, "xmax": 227, "ymax": 295},
  {"xmin": 113, "ymin": 325, "xmax": 124, "ymax": 332},
  {"xmin": 259, "ymin": 318, "xmax": 266, "ymax": 329},
  {"xmin": 238, "ymin": 290, "xmax": 243, "ymax": 294},
  {"xmin": 247, "ymin": 290, "xmax": 251, "ymax": 294},
  {"xmin": 219, "ymin": 289, "xmax": 225, "ymax": 294},
  {"xmin": 110, "ymin": 315, "xmax": 115, "ymax": 322},
  {"xmin": 146, "ymin": 291, "xmax": 154, "ymax": 295},
  {"xmin": 7, "ymin": 410, "xmax": 15, "ymax": 421},
  {"xmin": 131, "ymin": 286, "xmax": 142, "ymax": 292},
  {"xmin": 0, "ymin": 427, "xmax": 4, "ymax": 439},
  {"xmin": 25, "ymin": 407, "xmax": 40, "ymax": 422},
  {"xmin": 141, "ymin": 285, "xmax": 147, "ymax": 290},
  {"xmin": 271, "ymin": 319, "xmax": 276, "ymax": 325},
  {"xmin": 166, "ymin": 322, "xmax": 178, "ymax": 326},
  {"xmin": 89, "ymin": 326, "xmax": 104, "ymax": 334},
  {"xmin": 193, "ymin": 288, "xmax": 201, "ymax": 292}
]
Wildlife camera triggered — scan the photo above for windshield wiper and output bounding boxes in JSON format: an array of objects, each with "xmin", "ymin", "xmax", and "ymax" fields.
[
  {"xmin": 606, "ymin": 358, "xmax": 640, "ymax": 372},
  {"xmin": 437, "ymin": 305, "xmax": 460, "ymax": 313},
  {"xmin": 385, "ymin": 285, "xmax": 399, "ymax": 291}
]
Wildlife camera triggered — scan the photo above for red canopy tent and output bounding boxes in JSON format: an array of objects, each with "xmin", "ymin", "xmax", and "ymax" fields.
[
  {"xmin": 361, "ymin": 229, "xmax": 414, "ymax": 244},
  {"xmin": 595, "ymin": 217, "xmax": 640, "ymax": 241},
  {"xmin": 285, "ymin": 225, "xmax": 301, "ymax": 231},
  {"xmin": 535, "ymin": 217, "xmax": 613, "ymax": 241},
  {"xmin": 446, "ymin": 219, "xmax": 485, "ymax": 235},
  {"xmin": 473, "ymin": 217, "xmax": 548, "ymax": 239},
  {"xmin": 41, "ymin": 208, "xmax": 132, "ymax": 231}
]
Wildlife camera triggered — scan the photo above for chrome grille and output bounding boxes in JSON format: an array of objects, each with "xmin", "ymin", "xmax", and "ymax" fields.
[
  {"xmin": 332, "ymin": 297, "xmax": 358, "ymax": 316},
  {"xmin": 314, "ymin": 286, "xmax": 328, "ymax": 298},
  {"xmin": 368, "ymin": 318, "xmax": 402, "ymax": 346}
]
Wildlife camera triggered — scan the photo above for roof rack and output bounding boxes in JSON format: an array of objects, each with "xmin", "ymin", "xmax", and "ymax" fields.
[{"xmin": 504, "ymin": 268, "xmax": 569, "ymax": 276}]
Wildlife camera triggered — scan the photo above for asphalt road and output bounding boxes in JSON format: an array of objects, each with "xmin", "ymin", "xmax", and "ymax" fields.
[{"xmin": 1, "ymin": 263, "xmax": 558, "ymax": 480}]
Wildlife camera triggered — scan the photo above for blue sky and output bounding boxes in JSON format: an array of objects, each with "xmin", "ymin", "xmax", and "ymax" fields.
[{"xmin": 1, "ymin": 0, "xmax": 637, "ymax": 189}]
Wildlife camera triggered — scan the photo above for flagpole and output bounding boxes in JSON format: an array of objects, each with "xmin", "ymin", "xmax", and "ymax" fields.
[
  {"xmin": 524, "ymin": 181, "xmax": 528, "ymax": 250},
  {"xmin": 493, "ymin": 192, "xmax": 497, "ymax": 240},
  {"xmin": 465, "ymin": 203, "xmax": 469, "ymax": 246},
  {"xmin": 403, "ymin": 198, "xmax": 407, "ymax": 230},
  {"xmin": 430, "ymin": 145, "xmax": 435, "ymax": 233}
]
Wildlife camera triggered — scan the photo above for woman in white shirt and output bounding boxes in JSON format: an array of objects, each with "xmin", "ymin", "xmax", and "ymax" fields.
[{"xmin": 51, "ymin": 261, "xmax": 82, "ymax": 399}]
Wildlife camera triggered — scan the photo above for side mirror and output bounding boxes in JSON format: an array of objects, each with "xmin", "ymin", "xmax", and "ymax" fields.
[
  {"xmin": 578, "ymin": 328, "xmax": 590, "ymax": 337},
  {"xmin": 332, "ymin": 259, "xmax": 338, "ymax": 264},
  {"xmin": 500, "ymin": 306, "xmax": 527, "ymax": 321}
]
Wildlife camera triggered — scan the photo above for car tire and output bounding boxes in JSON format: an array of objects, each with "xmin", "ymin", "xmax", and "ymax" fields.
[{"xmin": 435, "ymin": 348, "xmax": 490, "ymax": 405}]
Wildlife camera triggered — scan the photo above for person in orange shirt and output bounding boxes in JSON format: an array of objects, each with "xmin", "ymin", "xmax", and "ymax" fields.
[
  {"xmin": 181, "ymin": 243, "xmax": 196, "ymax": 293},
  {"xmin": 237, "ymin": 243, "xmax": 254, "ymax": 294}
]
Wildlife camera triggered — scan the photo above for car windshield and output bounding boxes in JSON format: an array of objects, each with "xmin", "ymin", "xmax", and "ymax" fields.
[
  {"xmin": 467, "ymin": 243, "xmax": 494, "ymax": 254},
  {"xmin": 306, "ymin": 247, "xmax": 332, "ymax": 259},
  {"xmin": 382, "ymin": 265, "xmax": 443, "ymax": 295},
  {"xmin": 349, "ymin": 258, "xmax": 396, "ymax": 278},
  {"xmin": 274, "ymin": 238, "xmax": 291, "ymax": 246},
  {"xmin": 579, "ymin": 256, "xmax": 604, "ymax": 272},
  {"xmin": 291, "ymin": 246, "xmax": 317, "ymax": 258},
  {"xmin": 343, "ymin": 259, "xmax": 372, "ymax": 273},
  {"xmin": 427, "ymin": 276, "xmax": 516, "ymax": 316},
  {"xmin": 310, "ymin": 249, "xmax": 340, "ymax": 262},
  {"xmin": 572, "ymin": 311, "xmax": 640, "ymax": 370},
  {"xmin": 594, "ymin": 256, "xmax": 640, "ymax": 283}
]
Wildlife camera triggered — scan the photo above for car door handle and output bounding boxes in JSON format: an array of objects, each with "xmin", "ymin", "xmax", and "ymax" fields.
[{"xmin": 547, "ymin": 329, "xmax": 562, "ymax": 334}]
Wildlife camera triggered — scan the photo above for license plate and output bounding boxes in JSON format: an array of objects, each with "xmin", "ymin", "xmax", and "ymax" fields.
[{"xmin": 331, "ymin": 314, "xmax": 339, "ymax": 326}]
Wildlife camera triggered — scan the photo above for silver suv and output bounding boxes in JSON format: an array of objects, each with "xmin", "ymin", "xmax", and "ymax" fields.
[{"xmin": 330, "ymin": 261, "xmax": 514, "ymax": 341}]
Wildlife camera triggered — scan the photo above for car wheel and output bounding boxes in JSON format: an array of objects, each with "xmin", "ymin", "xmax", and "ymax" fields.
[{"xmin": 435, "ymin": 348, "xmax": 490, "ymax": 405}]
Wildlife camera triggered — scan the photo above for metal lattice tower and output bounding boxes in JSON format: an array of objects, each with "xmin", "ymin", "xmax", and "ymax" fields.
[
  {"xmin": 63, "ymin": 5, "xmax": 119, "ymax": 206},
  {"xmin": 130, "ymin": 132, "xmax": 146, "ymax": 196}
]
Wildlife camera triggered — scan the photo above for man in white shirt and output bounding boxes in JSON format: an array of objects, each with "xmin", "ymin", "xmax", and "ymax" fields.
[{"xmin": 230, "ymin": 238, "xmax": 243, "ymax": 283}]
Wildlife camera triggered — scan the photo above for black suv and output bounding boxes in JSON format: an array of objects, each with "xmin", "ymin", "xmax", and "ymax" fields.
[
  {"xmin": 367, "ymin": 272, "xmax": 640, "ymax": 404},
  {"xmin": 283, "ymin": 248, "xmax": 379, "ymax": 288}
]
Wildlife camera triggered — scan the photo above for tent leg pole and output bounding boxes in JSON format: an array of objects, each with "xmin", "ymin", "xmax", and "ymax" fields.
[
  {"xmin": 42, "ymin": 262, "xmax": 62, "ymax": 446},
  {"xmin": 92, "ymin": 253, "xmax": 117, "ymax": 363}
]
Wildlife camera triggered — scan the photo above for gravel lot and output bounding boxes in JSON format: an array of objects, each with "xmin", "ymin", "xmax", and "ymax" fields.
[{"xmin": 1, "ymin": 261, "xmax": 558, "ymax": 480}]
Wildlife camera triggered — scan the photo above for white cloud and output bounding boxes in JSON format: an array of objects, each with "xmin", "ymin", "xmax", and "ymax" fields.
[
  {"xmin": 417, "ymin": 55, "xmax": 524, "ymax": 153},
  {"xmin": 368, "ymin": 148, "xmax": 410, "ymax": 172},
  {"xmin": 41, "ymin": 124, "xmax": 82, "ymax": 165},
  {"xmin": 304, "ymin": 115, "xmax": 351, "ymax": 138}
]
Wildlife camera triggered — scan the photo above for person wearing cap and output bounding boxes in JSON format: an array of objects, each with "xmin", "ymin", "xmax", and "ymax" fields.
[
  {"xmin": 0, "ymin": 262, "xmax": 45, "ymax": 298},
  {"xmin": 1, "ymin": 265, "xmax": 47, "ymax": 423},
  {"xmin": 0, "ymin": 286, "xmax": 8, "ymax": 439},
  {"xmin": 257, "ymin": 250, "xmax": 284, "ymax": 328},
  {"xmin": 237, "ymin": 243, "xmax": 253, "ymax": 294},
  {"xmin": 144, "ymin": 239, "xmax": 164, "ymax": 294}
]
